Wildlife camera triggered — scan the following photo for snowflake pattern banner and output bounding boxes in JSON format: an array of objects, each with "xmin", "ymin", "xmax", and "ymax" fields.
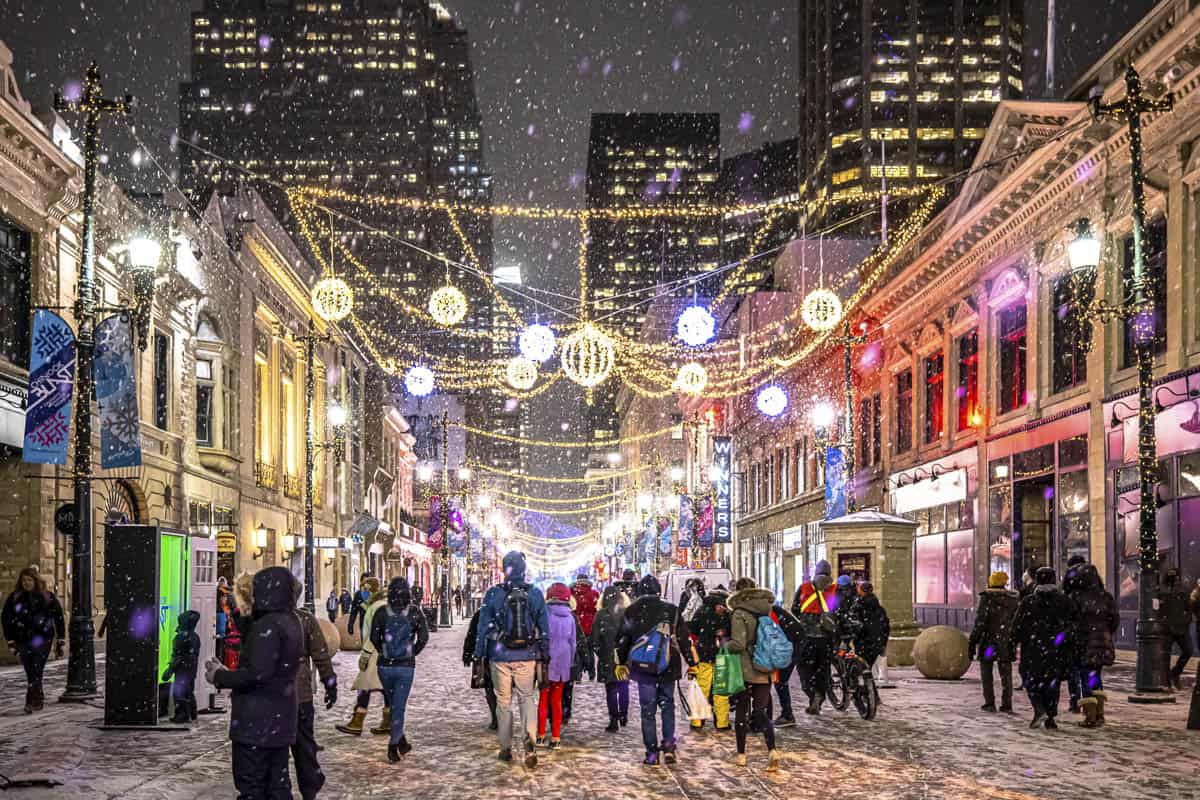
[{"xmin": 95, "ymin": 315, "xmax": 143, "ymax": 469}]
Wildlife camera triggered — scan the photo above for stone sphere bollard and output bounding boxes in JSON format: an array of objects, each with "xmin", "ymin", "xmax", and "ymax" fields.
[
  {"xmin": 912, "ymin": 625, "xmax": 971, "ymax": 680},
  {"xmin": 335, "ymin": 613, "xmax": 363, "ymax": 651},
  {"xmin": 316, "ymin": 617, "xmax": 340, "ymax": 655}
]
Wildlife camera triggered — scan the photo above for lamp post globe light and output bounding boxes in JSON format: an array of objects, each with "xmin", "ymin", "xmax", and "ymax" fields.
[{"xmin": 809, "ymin": 401, "xmax": 837, "ymax": 432}]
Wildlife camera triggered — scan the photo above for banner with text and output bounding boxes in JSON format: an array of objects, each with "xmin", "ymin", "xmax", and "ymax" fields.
[{"xmin": 712, "ymin": 436, "xmax": 733, "ymax": 544}]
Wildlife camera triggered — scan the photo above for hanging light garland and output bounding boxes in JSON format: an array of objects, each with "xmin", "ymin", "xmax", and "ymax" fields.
[
  {"xmin": 428, "ymin": 283, "xmax": 468, "ymax": 326},
  {"xmin": 404, "ymin": 365, "xmax": 435, "ymax": 397},
  {"xmin": 519, "ymin": 323, "xmax": 557, "ymax": 362},
  {"xmin": 675, "ymin": 362, "xmax": 708, "ymax": 396},
  {"xmin": 560, "ymin": 323, "xmax": 615, "ymax": 388},
  {"xmin": 676, "ymin": 304, "xmax": 717, "ymax": 347},
  {"xmin": 505, "ymin": 356, "xmax": 539, "ymax": 390}
]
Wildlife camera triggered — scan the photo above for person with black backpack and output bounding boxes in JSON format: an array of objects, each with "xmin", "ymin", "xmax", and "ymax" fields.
[
  {"xmin": 474, "ymin": 551, "xmax": 550, "ymax": 769},
  {"xmin": 370, "ymin": 577, "xmax": 430, "ymax": 762},
  {"xmin": 615, "ymin": 575, "xmax": 694, "ymax": 767}
]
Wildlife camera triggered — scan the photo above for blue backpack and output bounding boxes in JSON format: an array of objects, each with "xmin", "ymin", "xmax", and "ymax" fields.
[
  {"xmin": 629, "ymin": 622, "xmax": 672, "ymax": 675},
  {"xmin": 381, "ymin": 607, "xmax": 415, "ymax": 661},
  {"xmin": 752, "ymin": 614, "xmax": 794, "ymax": 671}
]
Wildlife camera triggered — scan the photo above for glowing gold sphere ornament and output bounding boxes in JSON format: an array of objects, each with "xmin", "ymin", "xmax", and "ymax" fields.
[
  {"xmin": 801, "ymin": 288, "xmax": 843, "ymax": 332},
  {"xmin": 560, "ymin": 323, "xmax": 615, "ymax": 388},
  {"xmin": 505, "ymin": 356, "xmax": 539, "ymax": 391},
  {"xmin": 311, "ymin": 276, "xmax": 354, "ymax": 323},
  {"xmin": 675, "ymin": 362, "xmax": 708, "ymax": 396},
  {"xmin": 428, "ymin": 284, "xmax": 468, "ymax": 326}
]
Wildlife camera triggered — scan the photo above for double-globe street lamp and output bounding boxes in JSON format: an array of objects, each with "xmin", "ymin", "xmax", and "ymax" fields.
[{"xmin": 1065, "ymin": 65, "xmax": 1174, "ymax": 702}]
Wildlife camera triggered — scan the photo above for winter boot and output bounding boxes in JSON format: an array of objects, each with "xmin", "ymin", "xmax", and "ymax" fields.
[
  {"xmin": 387, "ymin": 743, "xmax": 401, "ymax": 763},
  {"xmin": 1044, "ymin": 715, "xmax": 1058, "ymax": 730},
  {"xmin": 1029, "ymin": 706, "xmax": 1046, "ymax": 729},
  {"xmin": 980, "ymin": 703, "xmax": 997, "ymax": 713},
  {"xmin": 618, "ymin": 712, "xmax": 628, "ymax": 727},
  {"xmin": 336, "ymin": 708, "xmax": 367, "ymax": 736},
  {"xmin": 1077, "ymin": 697, "xmax": 1099, "ymax": 728},
  {"xmin": 734, "ymin": 753, "xmax": 747, "ymax": 767},
  {"xmin": 775, "ymin": 712, "xmax": 796, "ymax": 727},
  {"xmin": 661, "ymin": 741, "xmax": 676, "ymax": 764},
  {"xmin": 523, "ymin": 737, "xmax": 538, "ymax": 769},
  {"xmin": 766, "ymin": 749, "xmax": 781, "ymax": 772},
  {"xmin": 22, "ymin": 687, "xmax": 33, "ymax": 715},
  {"xmin": 805, "ymin": 693, "xmax": 824, "ymax": 715},
  {"xmin": 30, "ymin": 686, "xmax": 44, "ymax": 712},
  {"xmin": 371, "ymin": 708, "xmax": 392, "ymax": 735},
  {"xmin": 489, "ymin": 709, "xmax": 499, "ymax": 731},
  {"xmin": 396, "ymin": 736, "xmax": 411, "ymax": 756},
  {"xmin": 1092, "ymin": 690, "xmax": 1107, "ymax": 726},
  {"xmin": 605, "ymin": 715, "xmax": 620, "ymax": 733}
]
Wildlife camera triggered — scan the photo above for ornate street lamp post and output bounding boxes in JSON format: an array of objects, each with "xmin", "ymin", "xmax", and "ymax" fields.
[{"xmin": 1068, "ymin": 64, "xmax": 1174, "ymax": 703}]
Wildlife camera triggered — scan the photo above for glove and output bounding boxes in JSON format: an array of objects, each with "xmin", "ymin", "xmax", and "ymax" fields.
[
  {"xmin": 358, "ymin": 652, "xmax": 371, "ymax": 673},
  {"xmin": 324, "ymin": 683, "xmax": 338, "ymax": 710},
  {"xmin": 204, "ymin": 659, "xmax": 224, "ymax": 686},
  {"xmin": 614, "ymin": 664, "xmax": 630, "ymax": 681}
]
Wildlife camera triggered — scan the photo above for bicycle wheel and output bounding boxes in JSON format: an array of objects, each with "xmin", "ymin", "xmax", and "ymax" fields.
[
  {"xmin": 828, "ymin": 656, "xmax": 850, "ymax": 711},
  {"xmin": 853, "ymin": 667, "xmax": 878, "ymax": 720}
]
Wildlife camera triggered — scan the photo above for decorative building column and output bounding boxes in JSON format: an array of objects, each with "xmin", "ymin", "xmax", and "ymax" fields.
[{"xmin": 1164, "ymin": 149, "xmax": 1187, "ymax": 372}]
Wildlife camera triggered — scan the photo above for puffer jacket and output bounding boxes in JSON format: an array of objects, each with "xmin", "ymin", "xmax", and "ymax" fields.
[
  {"xmin": 164, "ymin": 610, "xmax": 202, "ymax": 680},
  {"xmin": 369, "ymin": 577, "xmax": 430, "ymax": 669},
  {"xmin": 212, "ymin": 567, "xmax": 304, "ymax": 748},
  {"xmin": 474, "ymin": 551, "xmax": 550, "ymax": 663},
  {"xmin": 1073, "ymin": 566, "xmax": 1118, "ymax": 668},
  {"xmin": 591, "ymin": 586, "xmax": 626, "ymax": 683},
  {"xmin": 968, "ymin": 588, "xmax": 1019, "ymax": 662},
  {"xmin": 616, "ymin": 576, "xmax": 694, "ymax": 682},
  {"xmin": 690, "ymin": 591, "xmax": 731, "ymax": 663},
  {"xmin": 1010, "ymin": 584, "xmax": 1078, "ymax": 680},
  {"xmin": 726, "ymin": 587, "xmax": 776, "ymax": 684},
  {"xmin": 849, "ymin": 594, "xmax": 890, "ymax": 663},
  {"xmin": 571, "ymin": 578, "xmax": 599, "ymax": 636},
  {"xmin": 2, "ymin": 587, "xmax": 65, "ymax": 648},
  {"xmin": 545, "ymin": 601, "xmax": 578, "ymax": 683}
]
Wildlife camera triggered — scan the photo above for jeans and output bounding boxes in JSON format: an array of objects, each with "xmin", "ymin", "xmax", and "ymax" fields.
[
  {"xmin": 773, "ymin": 662, "xmax": 795, "ymax": 718},
  {"xmin": 735, "ymin": 683, "xmax": 776, "ymax": 754},
  {"xmin": 538, "ymin": 680, "xmax": 564, "ymax": 739},
  {"xmin": 231, "ymin": 742, "xmax": 291, "ymax": 800},
  {"xmin": 17, "ymin": 643, "xmax": 50, "ymax": 691},
  {"xmin": 491, "ymin": 660, "xmax": 538, "ymax": 751},
  {"xmin": 354, "ymin": 688, "xmax": 390, "ymax": 710},
  {"xmin": 292, "ymin": 701, "xmax": 324, "ymax": 800},
  {"xmin": 636, "ymin": 677, "xmax": 676, "ymax": 754},
  {"xmin": 692, "ymin": 662, "xmax": 729, "ymax": 728},
  {"xmin": 1169, "ymin": 631, "xmax": 1193, "ymax": 679},
  {"xmin": 1021, "ymin": 668, "xmax": 1061, "ymax": 718},
  {"xmin": 377, "ymin": 665, "xmax": 415, "ymax": 744},
  {"xmin": 797, "ymin": 637, "xmax": 833, "ymax": 701},
  {"xmin": 980, "ymin": 659, "xmax": 1013, "ymax": 709},
  {"xmin": 605, "ymin": 680, "xmax": 630, "ymax": 719}
]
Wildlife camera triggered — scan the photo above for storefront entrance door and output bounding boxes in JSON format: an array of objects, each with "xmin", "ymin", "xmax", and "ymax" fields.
[{"xmin": 1013, "ymin": 476, "xmax": 1054, "ymax": 582}]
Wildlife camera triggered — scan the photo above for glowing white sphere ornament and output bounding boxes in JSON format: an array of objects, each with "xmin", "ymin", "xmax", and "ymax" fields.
[
  {"xmin": 801, "ymin": 288, "xmax": 843, "ymax": 332},
  {"xmin": 505, "ymin": 356, "xmax": 538, "ymax": 390},
  {"xmin": 675, "ymin": 362, "xmax": 708, "ymax": 396},
  {"xmin": 404, "ymin": 365, "xmax": 435, "ymax": 397},
  {"xmin": 428, "ymin": 284, "xmax": 468, "ymax": 326},
  {"xmin": 311, "ymin": 276, "xmax": 354, "ymax": 323},
  {"xmin": 518, "ymin": 323, "xmax": 556, "ymax": 362},
  {"xmin": 676, "ymin": 304, "xmax": 716, "ymax": 346},
  {"xmin": 560, "ymin": 323, "xmax": 615, "ymax": 388},
  {"xmin": 756, "ymin": 384, "xmax": 788, "ymax": 418}
]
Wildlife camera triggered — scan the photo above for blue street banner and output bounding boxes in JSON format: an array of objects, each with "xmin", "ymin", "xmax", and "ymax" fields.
[
  {"xmin": 657, "ymin": 516, "xmax": 673, "ymax": 557},
  {"xmin": 712, "ymin": 436, "xmax": 733, "ymax": 543},
  {"xmin": 677, "ymin": 496, "xmax": 694, "ymax": 549},
  {"xmin": 23, "ymin": 310, "xmax": 77, "ymax": 464},
  {"xmin": 95, "ymin": 315, "xmax": 142, "ymax": 469},
  {"xmin": 696, "ymin": 496, "xmax": 714, "ymax": 547},
  {"xmin": 825, "ymin": 446, "xmax": 847, "ymax": 519}
]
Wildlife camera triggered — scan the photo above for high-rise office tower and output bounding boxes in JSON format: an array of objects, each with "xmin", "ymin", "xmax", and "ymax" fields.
[
  {"xmin": 584, "ymin": 112, "xmax": 721, "ymax": 442},
  {"xmin": 799, "ymin": 0, "xmax": 1023, "ymax": 231},
  {"xmin": 180, "ymin": 0, "xmax": 498, "ymax": 456},
  {"xmin": 718, "ymin": 137, "xmax": 800, "ymax": 294}
]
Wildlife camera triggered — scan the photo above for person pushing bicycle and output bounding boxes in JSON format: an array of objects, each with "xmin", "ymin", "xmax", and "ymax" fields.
[{"xmin": 792, "ymin": 560, "xmax": 839, "ymax": 715}]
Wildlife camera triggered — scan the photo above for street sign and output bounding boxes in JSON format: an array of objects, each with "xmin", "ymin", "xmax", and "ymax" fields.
[{"xmin": 55, "ymin": 503, "xmax": 76, "ymax": 536}]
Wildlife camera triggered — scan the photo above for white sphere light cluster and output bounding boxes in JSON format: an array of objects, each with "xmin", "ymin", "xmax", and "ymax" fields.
[
  {"xmin": 518, "ymin": 323, "xmax": 556, "ymax": 362},
  {"xmin": 311, "ymin": 276, "xmax": 354, "ymax": 323},
  {"xmin": 676, "ymin": 304, "xmax": 716, "ymax": 346},
  {"xmin": 404, "ymin": 365, "xmax": 435, "ymax": 397},
  {"xmin": 801, "ymin": 288, "xmax": 843, "ymax": 332},
  {"xmin": 505, "ymin": 356, "xmax": 539, "ymax": 390},
  {"xmin": 560, "ymin": 323, "xmax": 615, "ymax": 388},
  {"xmin": 756, "ymin": 384, "xmax": 788, "ymax": 417},
  {"xmin": 675, "ymin": 362, "xmax": 708, "ymax": 396},
  {"xmin": 428, "ymin": 284, "xmax": 468, "ymax": 326}
]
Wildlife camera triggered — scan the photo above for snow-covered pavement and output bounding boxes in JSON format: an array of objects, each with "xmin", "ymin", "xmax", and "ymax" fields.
[{"xmin": 1, "ymin": 624, "xmax": 1197, "ymax": 800}]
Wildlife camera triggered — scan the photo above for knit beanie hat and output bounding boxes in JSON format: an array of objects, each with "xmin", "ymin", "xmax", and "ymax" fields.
[
  {"xmin": 988, "ymin": 571, "xmax": 1009, "ymax": 588},
  {"xmin": 546, "ymin": 582, "xmax": 572, "ymax": 603}
]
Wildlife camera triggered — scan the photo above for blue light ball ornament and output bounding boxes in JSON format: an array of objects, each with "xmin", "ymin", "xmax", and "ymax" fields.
[
  {"xmin": 518, "ymin": 323, "xmax": 556, "ymax": 362},
  {"xmin": 676, "ymin": 304, "xmax": 716, "ymax": 347},
  {"xmin": 405, "ymin": 365, "xmax": 435, "ymax": 397},
  {"xmin": 756, "ymin": 384, "xmax": 788, "ymax": 417}
]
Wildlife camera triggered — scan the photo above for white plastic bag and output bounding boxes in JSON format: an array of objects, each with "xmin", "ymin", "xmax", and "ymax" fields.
[{"xmin": 685, "ymin": 676, "xmax": 712, "ymax": 724}]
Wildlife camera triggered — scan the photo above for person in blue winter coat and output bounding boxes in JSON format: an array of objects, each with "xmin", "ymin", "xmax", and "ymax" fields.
[{"xmin": 474, "ymin": 551, "xmax": 550, "ymax": 769}]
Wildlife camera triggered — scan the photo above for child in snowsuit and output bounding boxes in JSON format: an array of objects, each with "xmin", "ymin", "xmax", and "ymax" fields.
[
  {"xmin": 537, "ymin": 582, "xmax": 578, "ymax": 748},
  {"xmin": 163, "ymin": 609, "xmax": 202, "ymax": 722}
]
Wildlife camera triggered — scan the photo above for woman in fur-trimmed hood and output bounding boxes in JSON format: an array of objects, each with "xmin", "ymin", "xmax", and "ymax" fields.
[{"xmin": 336, "ymin": 576, "xmax": 392, "ymax": 736}]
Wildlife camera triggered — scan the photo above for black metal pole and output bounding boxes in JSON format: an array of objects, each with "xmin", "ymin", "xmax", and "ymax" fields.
[
  {"xmin": 302, "ymin": 319, "xmax": 316, "ymax": 613},
  {"xmin": 439, "ymin": 410, "xmax": 451, "ymax": 626},
  {"xmin": 56, "ymin": 63, "xmax": 130, "ymax": 703}
]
